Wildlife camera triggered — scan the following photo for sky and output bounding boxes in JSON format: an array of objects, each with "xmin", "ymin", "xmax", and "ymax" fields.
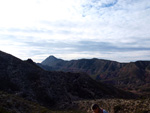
[{"xmin": 0, "ymin": 0, "xmax": 150, "ymax": 63}]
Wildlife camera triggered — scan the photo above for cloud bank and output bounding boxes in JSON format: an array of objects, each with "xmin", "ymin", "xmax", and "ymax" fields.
[{"xmin": 0, "ymin": 0, "xmax": 150, "ymax": 62}]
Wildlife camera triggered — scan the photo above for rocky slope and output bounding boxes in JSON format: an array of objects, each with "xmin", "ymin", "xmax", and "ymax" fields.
[
  {"xmin": 40, "ymin": 56, "xmax": 125, "ymax": 75},
  {"xmin": 73, "ymin": 98, "xmax": 150, "ymax": 113},
  {"xmin": 0, "ymin": 50, "xmax": 136, "ymax": 109},
  {"xmin": 1, "ymin": 91, "xmax": 149, "ymax": 113},
  {"xmin": 0, "ymin": 91, "xmax": 87, "ymax": 113},
  {"xmin": 0, "ymin": 91, "xmax": 51, "ymax": 113},
  {"xmin": 39, "ymin": 56, "xmax": 150, "ymax": 93}
]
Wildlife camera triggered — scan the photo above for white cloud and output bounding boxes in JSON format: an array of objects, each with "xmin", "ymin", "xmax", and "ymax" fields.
[{"xmin": 0, "ymin": 0, "xmax": 150, "ymax": 62}]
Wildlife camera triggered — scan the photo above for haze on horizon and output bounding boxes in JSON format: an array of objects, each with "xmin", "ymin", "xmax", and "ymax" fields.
[{"xmin": 0, "ymin": 0, "xmax": 150, "ymax": 63}]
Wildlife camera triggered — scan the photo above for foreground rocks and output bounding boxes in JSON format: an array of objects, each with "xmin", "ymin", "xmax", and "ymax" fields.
[
  {"xmin": 72, "ymin": 98, "xmax": 150, "ymax": 113},
  {"xmin": 1, "ymin": 91, "xmax": 149, "ymax": 113}
]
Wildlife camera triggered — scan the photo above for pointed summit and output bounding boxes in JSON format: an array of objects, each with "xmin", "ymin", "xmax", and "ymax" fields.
[
  {"xmin": 48, "ymin": 55, "xmax": 57, "ymax": 60},
  {"xmin": 41, "ymin": 55, "xmax": 64, "ymax": 66}
]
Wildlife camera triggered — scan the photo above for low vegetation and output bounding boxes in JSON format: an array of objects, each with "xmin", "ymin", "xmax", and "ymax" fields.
[
  {"xmin": 0, "ymin": 91, "xmax": 86, "ymax": 113},
  {"xmin": 73, "ymin": 98, "xmax": 150, "ymax": 113},
  {"xmin": 1, "ymin": 91, "xmax": 150, "ymax": 113}
]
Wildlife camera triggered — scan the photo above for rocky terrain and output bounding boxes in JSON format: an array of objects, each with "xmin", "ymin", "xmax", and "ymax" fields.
[
  {"xmin": 0, "ymin": 91, "xmax": 86, "ymax": 113},
  {"xmin": 73, "ymin": 98, "xmax": 150, "ymax": 113},
  {"xmin": 0, "ymin": 50, "xmax": 136, "ymax": 110},
  {"xmin": 1, "ymin": 50, "xmax": 150, "ymax": 113},
  {"xmin": 38, "ymin": 55, "xmax": 150, "ymax": 94},
  {"xmin": 0, "ymin": 91, "xmax": 51, "ymax": 113},
  {"xmin": 1, "ymin": 91, "xmax": 150, "ymax": 113}
]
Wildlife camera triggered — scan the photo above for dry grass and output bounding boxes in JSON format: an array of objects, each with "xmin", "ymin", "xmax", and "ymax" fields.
[
  {"xmin": 1, "ymin": 91, "xmax": 150, "ymax": 113},
  {"xmin": 72, "ymin": 98, "xmax": 150, "ymax": 113}
]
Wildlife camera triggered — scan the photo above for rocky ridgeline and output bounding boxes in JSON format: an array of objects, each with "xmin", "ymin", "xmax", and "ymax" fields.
[
  {"xmin": 39, "ymin": 55, "xmax": 150, "ymax": 94},
  {"xmin": 0, "ymin": 50, "xmax": 136, "ymax": 109}
]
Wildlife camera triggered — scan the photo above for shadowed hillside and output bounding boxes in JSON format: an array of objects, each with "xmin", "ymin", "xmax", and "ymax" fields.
[
  {"xmin": 0, "ymin": 91, "xmax": 87, "ymax": 113},
  {"xmin": 0, "ymin": 50, "xmax": 136, "ymax": 110},
  {"xmin": 39, "ymin": 55, "xmax": 150, "ymax": 94}
]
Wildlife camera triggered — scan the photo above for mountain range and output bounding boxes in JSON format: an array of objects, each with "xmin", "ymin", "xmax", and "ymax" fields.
[
  {"xmin": 38, "ymin": 55, "xmax": 150, "ymax": 94},
  {"xmin": 0, "ymin": 50, "xmax": 136, "ymax": 110}
]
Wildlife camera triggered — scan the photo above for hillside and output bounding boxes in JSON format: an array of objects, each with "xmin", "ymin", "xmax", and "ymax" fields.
[
  {"xmin": 0, "ymin": 50, "xmax": 136, "ymax": 110},
  {"xmin": 39, "ymin": 56, "xmax": 150, "ymax": 94},
  {"xmin": 99, "ymin": 61, "xmax": 150, "ymax": 93},
  {"xmin": 0, "ymin": 91, "xmax": 150, "ymax": 113},
  {"xmin": 74, "ymin": 98, "xmax": 150, "ymax": 113},
  {"xmin": 0, "ymin": 91, "xmax": 86, "ymax": 113},
  {"xmin": 0, "ymin": 91, "xmax": 51, "ymax": 113},
  {"xmin": 39, "ymin": 56, "xmax": 126, "ymax": 75}
]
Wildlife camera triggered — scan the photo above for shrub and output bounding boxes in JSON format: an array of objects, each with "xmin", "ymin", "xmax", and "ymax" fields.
[{"xmin": 114, "ymin": 105, "xmax": 122, "ymax": 113}]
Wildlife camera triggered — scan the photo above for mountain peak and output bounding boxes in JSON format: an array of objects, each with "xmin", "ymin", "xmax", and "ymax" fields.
[
  {"xmin": 41, "ymin": 55, "xmax": 63, "ymax": 66},
  {"xmin": 48, "ymin": 55, "xmax": 57, "ymax": 60}
]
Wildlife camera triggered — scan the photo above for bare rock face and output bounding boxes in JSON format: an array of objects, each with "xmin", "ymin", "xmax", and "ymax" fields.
[{"xmin": 0, "ymin": 50, "xmax": 136, "ymax": 109}]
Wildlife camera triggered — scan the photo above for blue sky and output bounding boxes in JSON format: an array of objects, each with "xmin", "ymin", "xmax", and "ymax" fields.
[{"xmin": 0, "ymin": 0, "xmax": 150, "ymax": 62}]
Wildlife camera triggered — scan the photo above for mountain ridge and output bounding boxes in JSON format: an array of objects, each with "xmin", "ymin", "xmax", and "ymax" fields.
[
  {"xmin": 0, "ymin": 50, "xmax": 136, "ymax": 109},
  {"xmin": 39, "ymin": 55, "xmax": 150, "ymax": 94}
]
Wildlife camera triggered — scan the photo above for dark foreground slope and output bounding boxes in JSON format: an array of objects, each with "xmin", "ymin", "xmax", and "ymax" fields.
[
  {"xmin": 0, "ymin": 91, "xmax": 87, "ymax": 113},
  {"xmin": 0, "ymin": 50, "xmax": 136, "ymax": 109},
  {"xmin": 39, "ymin": 56, "xmax": 150, "ymax": 94},
  {"xmin": 0, "ymin": 91, "xmax": 51, "ymax": 113}
]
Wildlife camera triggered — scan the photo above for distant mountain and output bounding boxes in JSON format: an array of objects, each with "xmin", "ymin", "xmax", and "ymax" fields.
[
  {"xmin": 39, "ymin": 57, "xmax": 125, "ymax": 74},
  {"xmin": 39, "ymin": 55, "xmax": 150, "ymax": 94},
  {"xmin": 42, "ymin": 55, "xmax": 65, "ymax": 67},
  {"xmin": 0, "ymin": 50, "xmax": 135, "ymax": 109}
]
